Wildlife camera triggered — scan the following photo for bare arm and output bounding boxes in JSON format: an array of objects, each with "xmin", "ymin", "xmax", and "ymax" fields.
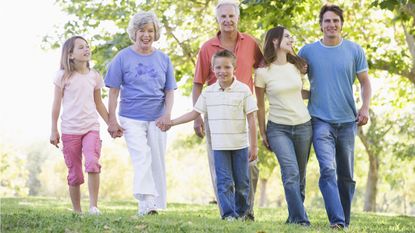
[
  {"xmin": 255, "ymin": 87, "xmax": 270, "ymax": 150},
  {"xmin": 50, "ymin": 86, "xmax": 62, "ymax": 148},
  {"xmin": 108, "ymin": 88, "xmax": 123, "ymax": 138},
  {"xmin": 156, "ymin": 89, "xmax": 174, "ymax": 131},
  {"xmin": 356, "ymin": 71, "xmax": 372, "ymax": 126},
  {"xmin": 192, "ymin": 83, "xmax": 205, "ymax": 138},
  {"xmin": 94, "ymin": 89, "xmax": 109, "ymax": 125},
  {"xmin": 247, "ymin": 112, "xmax": 258, "ymax": 162},
  {"xmin": 171, "ymin": 110, "xmax": 201, "ymax": 126},
  {"xmin": 164, "ymin": 89, "xmax": 174, "ymax": 116}
]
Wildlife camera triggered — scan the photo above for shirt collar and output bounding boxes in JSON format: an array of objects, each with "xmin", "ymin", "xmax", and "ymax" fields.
[
  {"xmin": 214, "ymin": 77, "xmax": 237, "ymax": 91},
  {"xmin": 211, "ymin": 31, "xmax": 244, "ymax": 47}
]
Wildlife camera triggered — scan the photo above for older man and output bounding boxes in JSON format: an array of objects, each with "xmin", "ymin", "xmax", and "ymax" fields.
[{"xmin": 192, "ymin": 0, "xmax": 263, "ymax": 220}]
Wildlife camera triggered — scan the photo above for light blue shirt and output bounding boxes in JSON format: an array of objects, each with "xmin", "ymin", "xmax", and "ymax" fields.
[
  {"xmin": 105, "ymin": 47, "xmax": 177, "ymax": 121},
  {"xmin": 299, "ymin": 39, "xmax": 368, "ymax": 123}
]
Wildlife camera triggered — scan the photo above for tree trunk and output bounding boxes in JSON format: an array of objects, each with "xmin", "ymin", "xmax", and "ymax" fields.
[
  {"xmin": 259, "ymin": 178, "xmax": 268, "ymax": 207},
  {"xmin": 363, "ymin": 150, "xmax": 379, "ymax": 212}
]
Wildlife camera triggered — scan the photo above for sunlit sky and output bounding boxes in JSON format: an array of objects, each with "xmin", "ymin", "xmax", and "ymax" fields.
[{"xmin": 0, "ymin": 0, "xmax": 192, "ymax": 147}]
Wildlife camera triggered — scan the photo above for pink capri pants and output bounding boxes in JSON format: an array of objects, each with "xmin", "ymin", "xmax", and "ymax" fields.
[{"xmin": 61, "ymin": 130, "xmax": 102, "ymax": 186}]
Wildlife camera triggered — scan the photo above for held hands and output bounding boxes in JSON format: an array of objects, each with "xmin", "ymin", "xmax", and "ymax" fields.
[
  {"xmin": 356, "ymin": 107, "xmax": 369, "ymax": 126},
  {"xmin": 107, "ymin": 120, "xmax": 124, "ymax": 138},
  {"xmin": 50, "ymin": 130, "xmax": 60, "ymax": 148},
  {"xmin": 193, "ymin": 115, "xmax": 205, "ymax": 138},
  {"xmin": 248, "ymin": 146, "xmax": 258, "ymax": 162},
  {"xmin": 156, "ymin": 114, "xmax": 172, "ymax": 132}
]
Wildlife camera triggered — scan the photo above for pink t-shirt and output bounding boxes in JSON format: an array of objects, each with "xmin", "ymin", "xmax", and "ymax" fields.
[
  {"xmin": 54, "ymin": 69, "xmax": 104, "ymax": 134},
  {"xmin": 194, "ymin": 32, "xmax": 263, "ymax": 92}
]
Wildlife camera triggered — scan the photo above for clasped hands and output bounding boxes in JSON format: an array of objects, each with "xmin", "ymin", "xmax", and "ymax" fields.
[{"xmin": 156, "ymin": 114, "xmax": 173, "ymax": 132}]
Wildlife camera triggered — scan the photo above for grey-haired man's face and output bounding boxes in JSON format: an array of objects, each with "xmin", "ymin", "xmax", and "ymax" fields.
[{"xmin": 216, "ymin": 4, "xmax": 239, "ymax": 33}]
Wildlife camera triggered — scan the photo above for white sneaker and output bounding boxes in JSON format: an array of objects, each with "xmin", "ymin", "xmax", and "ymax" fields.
[
  {"xmin": 89, "ymin": 206, "xmax": 101, "ymax": 215},
  {"xmin": 138, "ymin": 202, "xmax": 148, "ymax": 216},
  {"xmin": 224, "ymin": 216, "xmax": 237, "ymax": 222},
  {"xmin": 146, "ymin": 198, "xmax": 157, "ymax": 213}
]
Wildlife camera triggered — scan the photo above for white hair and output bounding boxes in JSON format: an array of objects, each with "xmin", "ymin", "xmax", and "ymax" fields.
[
  {"xmin": 215, "ymin": 0, "xmax": 240, "ymax": 18},
  {"xmin": 127, "ymin": 11, "xmax": 161, "ymax": 42}
]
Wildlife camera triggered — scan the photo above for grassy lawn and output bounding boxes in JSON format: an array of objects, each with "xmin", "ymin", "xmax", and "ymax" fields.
[{"xmin": 1, "ymin": 197, "xmax": 414, "ymax": 233}]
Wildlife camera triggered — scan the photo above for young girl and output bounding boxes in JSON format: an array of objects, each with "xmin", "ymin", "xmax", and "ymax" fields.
[{"xmin": 50, "ymin": 36, "xmax": 109, "ymax": 215}]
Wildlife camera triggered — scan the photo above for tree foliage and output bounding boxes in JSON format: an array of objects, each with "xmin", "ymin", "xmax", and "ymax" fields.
[
  {"xmin": 42, "ymin": 0, "xmax": 415, "ymax": 213},
  {"xmin": 0, "ymin": 144, "xmax": 28, "ymax": 196}
]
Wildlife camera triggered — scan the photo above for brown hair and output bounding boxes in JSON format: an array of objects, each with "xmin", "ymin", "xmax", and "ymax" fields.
[
  {"xmin": 211, "ymin": 49, "xmax": 237, "ymax": 67},
  {"xmin": 319, "ymin": 4, "xmax": 344, "ymax": 25},
  {"xmin": 263, "ymin": 26, "xmax": 307, "ymax": 72},
  {"xmin": 59, "ymin": 36, "xmax": 90, "ymax": 81}
]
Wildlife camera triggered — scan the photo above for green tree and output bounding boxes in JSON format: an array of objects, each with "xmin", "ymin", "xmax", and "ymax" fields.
[
  {"xmin": 45, "ymin": 0, "xmax": 415, "ymax": 214},
  {"xmin": 371, "ymin": 0, "xmax": 415, "ymax": 84},
  {"xmin": 0, "ymin": 144, "xmax": 29, "ymax": 196}
]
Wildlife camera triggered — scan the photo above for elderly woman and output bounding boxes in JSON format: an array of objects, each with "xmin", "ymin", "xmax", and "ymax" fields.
[{"xmin": 105, "ymin": 11, "xmax": 176, "ymax": 216}]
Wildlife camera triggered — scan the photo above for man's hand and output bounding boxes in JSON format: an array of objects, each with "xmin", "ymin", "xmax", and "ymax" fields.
[{"xmin": 356, "ymin": 107, "xmax": 369, "ymax": 126}]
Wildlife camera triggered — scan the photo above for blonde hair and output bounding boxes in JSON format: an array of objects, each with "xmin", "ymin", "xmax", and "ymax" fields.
[
  {"xmin": 59, "ymin": 36, "xmax": 90, "ymax": 81},
  {"xmin": 127, "ymin": 11, "xmax": 161, "ymax": 42}
]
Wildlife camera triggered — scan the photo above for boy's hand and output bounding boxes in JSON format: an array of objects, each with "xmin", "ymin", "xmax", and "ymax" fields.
[
  {"xmin": 248, "ymin": 146, "xmax": 258, "ymax": 162},
  {"xmin": 193, "ymin": 115, "xmax": 205, "ymax": 138},
  {"xmin": 50, "ymin": 130, "xmax": 60, "ymax": 148}
]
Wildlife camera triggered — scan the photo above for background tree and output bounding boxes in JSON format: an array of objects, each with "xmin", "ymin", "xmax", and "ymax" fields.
[{"xmin": 40, "ymin": 0, "xmax": 415, "ymax": 214}]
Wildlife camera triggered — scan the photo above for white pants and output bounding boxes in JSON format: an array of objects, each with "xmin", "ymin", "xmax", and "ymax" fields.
[{"xmin": 119, "ymin": 116, "xmax": 167, "ymax": 210}]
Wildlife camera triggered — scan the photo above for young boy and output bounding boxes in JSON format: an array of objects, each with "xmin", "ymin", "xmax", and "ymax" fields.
[{"xmin": 163, "ymin": 50, "xmax": 258, "ymax": 220}]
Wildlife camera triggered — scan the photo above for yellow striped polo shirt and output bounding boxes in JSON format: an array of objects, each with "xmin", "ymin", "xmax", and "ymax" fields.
[{"xmin": 194, "ymin": 79, "xmax": 258, "ymax": 150}]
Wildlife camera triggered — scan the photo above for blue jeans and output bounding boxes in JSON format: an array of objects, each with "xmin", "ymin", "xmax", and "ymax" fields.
[
  {"xmin": 214, "ymin": 148, "xmax": 250, "ymax": 218},
  {"xmin": 312, "ymin": 117, "xmax": 357, "ymax": 227},
  {"xmin": 266, "ymin": 120, "xmax": 312, "ymax": 224}
]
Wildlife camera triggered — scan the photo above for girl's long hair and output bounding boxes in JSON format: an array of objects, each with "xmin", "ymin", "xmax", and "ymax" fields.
[
  {"xmin": 263, "ymin": 26, "xmax": 306, "ymax": 72},
  {"xmin": 59, "ymin": 36, "xmax": 90, "ymax": 81}
]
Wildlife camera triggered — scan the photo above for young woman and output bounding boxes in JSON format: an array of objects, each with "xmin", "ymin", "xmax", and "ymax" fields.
[{"xmin": 255, "ymin": 26, "xmax": 311, "ymax": 225}]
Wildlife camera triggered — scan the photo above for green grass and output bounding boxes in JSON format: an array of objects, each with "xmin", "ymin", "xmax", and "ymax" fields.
[{"xmin": 1, "ymin": 197, "xmax": 414, "ymax": 233}]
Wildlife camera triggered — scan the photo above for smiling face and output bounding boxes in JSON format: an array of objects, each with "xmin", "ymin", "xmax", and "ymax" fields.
[
  {"xmin": 212, "ymin": 56, "xmax": 235, "ymax": 88},
  {"xmin": 274, "ymin": 29, "xmax": 294, "ymax": 53},
  {"xmin": 216, "ymin": 4, "xmax": 239, "ymax": 33},
  {"xmin": 70, "ymin": 38, "xmax": 90, "ymax": 62},
  {"xmin": 320, "ymin": 11, "xmax": 343, "ymax": 40},
  {"xmin": 134, "ymin": 23, "xmax": 155, "ymax": 52}
]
